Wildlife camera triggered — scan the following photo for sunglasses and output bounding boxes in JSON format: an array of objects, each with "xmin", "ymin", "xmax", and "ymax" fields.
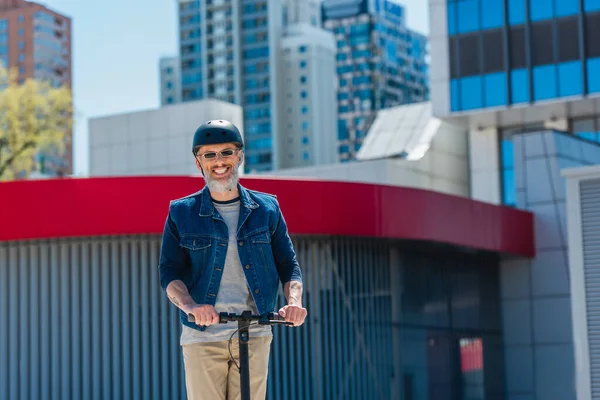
[{"xmin": 196, "ymin": 148, "xmax": 239, "ymax": 160}]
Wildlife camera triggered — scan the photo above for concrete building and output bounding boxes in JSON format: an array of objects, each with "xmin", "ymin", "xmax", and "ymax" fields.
[
  {"xmin": 159, "ymin": 56, "xmax": 181, "ymax": 106},
  {"xmin": 283, "ymin": 0, "xmax": 320, "ymax": 26},
  {"xmin": 88, "ymin": 99, "xmax": 243, "ymax": 177},
  {"xmin": 322, "ymin": 0, "xmax": 429, "ymax": 161},
  {"xmin": 0, "ymin": 0, "xmax": 72, "ymax": 176},
  {"xmin": 427, "ymin": 0, "xmax": 600, "ymax": 398},
  {"xmin": 278, "ymin": 23, "xmax": 337, "ymax": 169}
]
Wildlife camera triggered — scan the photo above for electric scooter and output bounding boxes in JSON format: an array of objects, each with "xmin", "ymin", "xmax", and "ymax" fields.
[{"xmin": 188, "ymin": 310, "xmax": 292, "ymax": 400}]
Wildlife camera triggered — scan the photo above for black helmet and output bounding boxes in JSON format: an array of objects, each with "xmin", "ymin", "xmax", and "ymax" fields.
[{"xmin": 192, "ymin": 119, "xmax": 244, "ymax": 155}]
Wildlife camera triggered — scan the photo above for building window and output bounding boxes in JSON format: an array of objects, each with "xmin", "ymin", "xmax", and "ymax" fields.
[
  {"xmin": 531, "ymin": 21, "xmax": 555, "ymax": 66},
  {"xmin": 481, "ymin": 0, "xmax": 504, "ymax": 30},
  {"xmin": 18, "ymin": 28, "xmax": 24, "ymax": 36},
  {"xmin": 558, "ymin": 61, "xmax": 582, "ymax": 97},
  {"xmin": 18, "ymin": 15, "xmax": 24, "ymax": 23},
  {"xmin": 585, "ymin": 12, "xmax": 600, "ymax": 58},
  {"xmin": 588, "ymin": 58, "xmax": 600, "ymax": 93},
  {"xmin": 557, "ymin": 17, "xmax": 580, "ymax": 62},
  {"xmin": 530, "ymin": 0, "xmax": 554, "ymax": 21},
  {"xmin": 511, "ymin": 69, "xmax": 529, "ymax": 103},
  {"xmin": 18, "ymin": 53, "xmax": 24, "ymax": 62},
  {"xmin": 460, "ymin": 76, "xmax": 483, "ymax": 110},
  {"xmin": 585, "ymin": 0, "xmax": 600, "ymax": 12},
  {"xmin": 303, "ymin": 151, "xmax": 310, "ymax": 160},
  {"xmin": 302, "ymin": 122, "xmax": 309, "ymax": 131},
  {"xmin": 302, "ymin": 136, "xmax": 309, "ymax": 144},
  {"xmin": 555, "ymin": 0, "xmax": 580, "ymax": 16},
  {"xmin": 482, "ymin": 29, "xmax": 504, "ymax": 73},
  {"xmin": 18, "ymin": 41, "xmax": 24, "ymax": 50},
  {"xmin": 533, "ymin": 65, "xmax": 557, "ymax": 100},
  {"xmin": 300, "ymin": 76, "xmax": 307, "ymax": 84},
  {"xmin": 458, "ymin": 33, "xmax": 480, "ymax": 76},
  {"xmin": 298, "ymin": 45, "xmax": 306, "ymax": 53},
  {"xmin": 509, "ymin": 26, "xmax": 526, "ymax": 69},
  {"xmin": 484, "ymin": 72, "xmax": 507, "ymax": 107},
  {"xmin": 301, "ymin": 106, "xmax": 308, "ymax": 114},
  {"xmin": 457, "ymin": 0, "xmax": 479, "ymax": 33},
  {"xmin": 300, "ymin": 91, "xmax": 307, "ymax": 99},
  {"xmin": 299, "ymin": 60, "xmax": 306, "ymax": 68},
  {"xmin": 508, "ymin": 0, "xmax": 526, "ymax": 24}
]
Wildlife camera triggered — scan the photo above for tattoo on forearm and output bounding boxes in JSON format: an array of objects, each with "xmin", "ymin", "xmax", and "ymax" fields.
[{"xmin": 169, "ymin": 295, "xmax": 180, "ymax": 306}]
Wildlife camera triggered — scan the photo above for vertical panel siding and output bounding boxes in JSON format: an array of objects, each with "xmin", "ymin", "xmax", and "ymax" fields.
[
  {"xmin": 581, "ymin": 179, "xmax": 600, "ymax": 399},
  {"xmin": 0, "ymin": 234, "xmax": 492, "ymax": 399}
]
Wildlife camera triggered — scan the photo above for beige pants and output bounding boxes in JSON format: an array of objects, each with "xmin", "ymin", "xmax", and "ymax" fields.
[{"xmin": 182, "ymin": 336, "xmax": 273, "ymax": 400}]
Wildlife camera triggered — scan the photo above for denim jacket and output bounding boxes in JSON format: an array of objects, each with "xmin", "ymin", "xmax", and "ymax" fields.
[{"xmin": 158, "ymin": 183, "xmax": 302, "ymax": 331}]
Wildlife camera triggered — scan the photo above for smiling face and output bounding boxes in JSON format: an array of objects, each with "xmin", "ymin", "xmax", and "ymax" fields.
[{"xmin": 194, "ymin": 142, "xmax": 243, "ymax": 193}]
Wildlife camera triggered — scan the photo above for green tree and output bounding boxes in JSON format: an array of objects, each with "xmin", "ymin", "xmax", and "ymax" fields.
[{"xmin": 0, "ymin": 66, "xmax": 73, "ymax": 180}]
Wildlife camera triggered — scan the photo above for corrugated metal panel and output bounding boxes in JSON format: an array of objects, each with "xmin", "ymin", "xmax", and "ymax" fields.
[
  {"xmin": 582, "ymin": 179, "xmax": 600, "ymax": 399},
  {"xmin": 0, "ymin": 235, "xmax": 394, "ymax": 400},
  {"xmin": 0, "ymin": 234, "xmax": 503, "ymax": 399}
]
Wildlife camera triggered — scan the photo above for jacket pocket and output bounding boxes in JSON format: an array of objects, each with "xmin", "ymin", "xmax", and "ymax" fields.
[{"xmin": 179, "ymin": 236, "xmax": 212, "ymax": 251}]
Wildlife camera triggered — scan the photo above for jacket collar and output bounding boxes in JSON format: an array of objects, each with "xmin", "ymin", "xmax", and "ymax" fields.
[{"xmin": 198, "ymin": 183, "xmax": 258, "ymax": 216}]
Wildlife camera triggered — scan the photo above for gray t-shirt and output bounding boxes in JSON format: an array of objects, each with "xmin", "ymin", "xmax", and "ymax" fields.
[{"xmin": 180, "ymin": 199, "xmax": 272, "ymax": 345}]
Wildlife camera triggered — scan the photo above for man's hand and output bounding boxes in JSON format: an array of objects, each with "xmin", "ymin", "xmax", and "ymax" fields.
[
  {"xmin": 278, "ymin": 304, "xmax": 307, "ymax": 327},
  {"xmin": 187, "ymin": 304, "xmax": 220, "ymax": 326}
]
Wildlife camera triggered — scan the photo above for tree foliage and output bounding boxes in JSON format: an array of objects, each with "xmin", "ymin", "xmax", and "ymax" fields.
[{"xmin": 0, "ymin": 66, "xmax": 73, "ymax": 180}]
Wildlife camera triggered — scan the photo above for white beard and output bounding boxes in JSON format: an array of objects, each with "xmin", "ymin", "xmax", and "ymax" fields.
[{"xmin": 204, "ymin": 165, "xmax": 239, "ymax": 193}]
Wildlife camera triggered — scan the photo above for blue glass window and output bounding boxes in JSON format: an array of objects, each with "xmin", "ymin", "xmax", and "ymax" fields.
[
  {"xmin": 460, "ymin": 76, "xmax": 483, "ymax": 110},
  {"xmin": 584, "ymin": 0, "xmax": 600, "ymax": 12},
  {"xmin": 484, "ymin": 73, "xmax": 507, "ymax": 107},
  {"xmin": 451, "ymin": 79, "xmax": 460, "ymax": 111},
  {"xmin": 458, "ymin": 0, "xmax": 480, "ymax": 33},
  {"xmin": 502, "ymin": 169, "xmax": 516, "ymax": 206},
  {"xmin": 448, "ymin": 2, "xmax": 457, "ymax": 35},
  {"xmin": 300, "ymin": 76, "xmax": 307, "ymax": 84},
  {"xmin": 588, "ymin": 58, "xmax": 600, "ymax": 93},
  {"xmin": 502, "ymin": 140, "xmax": 514, "ymax": 168},
  {"xmin": 299, "ymin": 46, "xmax": 306, "ymax": 53},
  {"xmin": 555, "ymin": 0, "xmax": 579, "ymax": 16},
  {"xmin": 301, "ymin": 106, "xmax": 308, "ymax": 114},
  {"xmin": 302, "ymin": 122, "xmax": 309, "ymax": 131},
  {"xmin": 482, "ymin": 0, "xmax": 504, "ymax": 30},
  {"xmin": 508, "ymin": 0, "xmax": 525, "ymax": 25},
  {"xmin": 533, "ymin": 65, "xmax": 557, "ymax": 101},
  {"xmin": 18, "ymin": 41, "xmax": 24, "ymax": 50},
  {"xmin": 300, "ymin": 91, "xmax": 307, "ymax": 99},
  {"xmin": 558, "ymin": 61, "xmax": 582, "ymax": 97},
  {"xmin": 338, "ymin": 120, "xmax": 348, "ymax": 140},
  {"xmin": 511, "ymin": 69, "xmax": 529, "ymax": 104},
  {"xmin": 299, "ymin": 60, "xmax": 306, "ymax": 68},
  {"xmin": 530, "ymin": 0, "xmax": 554, "ymax": 21}
]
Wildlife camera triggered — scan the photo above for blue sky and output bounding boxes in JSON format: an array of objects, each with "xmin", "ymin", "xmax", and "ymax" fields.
[{"xmin": 43, "ymin": 0, "xmax": 429, "ymax": 176}]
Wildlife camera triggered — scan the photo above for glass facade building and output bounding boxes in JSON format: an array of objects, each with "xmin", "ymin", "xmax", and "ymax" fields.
[
  {"xmin": 322, "ymin": 0, "xmax": 429, "ymax": 162},
  {"xmin": 178, "ymin": 0, "xmax": 280, "ymax": 172},
  {"xmin": 448, "ymin": 0, "xmax": 600, "ymax": 112}
]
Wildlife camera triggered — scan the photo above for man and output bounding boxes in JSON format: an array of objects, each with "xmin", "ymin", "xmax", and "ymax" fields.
[{"xmin": 158, "ymin": 119, "xmax": 307, "ymax": 400}]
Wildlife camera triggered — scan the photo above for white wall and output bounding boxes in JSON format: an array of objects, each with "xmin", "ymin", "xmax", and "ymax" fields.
[
  {"xmin": 469, "ymin": 127, "xmax": 501, "ymax": 204},
  {"xmin": 278, "ymin": 23, "xmax": 338, "ymax": 170},
  {"xmin": 88, "ymin": 99, "xmax": 243, "ymax": 177},
  {"xmin": 261, "ymin": 121, "xmax": 469, "ymax": 197}
]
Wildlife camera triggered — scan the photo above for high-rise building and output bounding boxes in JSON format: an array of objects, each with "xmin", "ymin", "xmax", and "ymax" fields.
[
  {"xmin": 322, "ymin": 0, "xmax": 429, "ymax": 161},
  {"xmin": 278, "ymin": 23, "xmax": 337, "ymax": 169},
  {"xmin": 159, "ymin": 56, "xmax": 181, "ymax": 106},
  {"xmin": 428, "ymin": 1, "xmax": 600, "ymax": 399},
  {"xmin": 177, "ymin": 0, "xmax": 284, "ymax": 172},
  {"xmin": 0, "ymin": 0, "xmax": 72, "ymax": 176},
  {"xmin": 175, "ymin": 0, "xmax": 338, "ymax": 172}
]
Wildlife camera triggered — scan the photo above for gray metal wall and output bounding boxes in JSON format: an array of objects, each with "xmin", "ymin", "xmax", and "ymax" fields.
[
  {"xmin": 0, "ymin": 234, "xmax": 502, "ymax": 399},
  {"xmin": 0, "ymin": 235, "xmax": 396, "ymax": 400},
  {"xmin": 501, "ymin": 131, "xmax": 600, "ymax": 400}
]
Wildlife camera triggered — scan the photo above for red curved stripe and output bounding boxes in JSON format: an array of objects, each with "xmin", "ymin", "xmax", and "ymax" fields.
[{"xmin": 0, "ymin": 176, "xmax": 535, "ymax": 257}]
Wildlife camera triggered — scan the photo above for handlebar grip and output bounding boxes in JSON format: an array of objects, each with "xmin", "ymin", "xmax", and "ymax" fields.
[
  {"xmin": 219, "ymin": 312, "xmax": 229, "ymax": 323},
  {"xmin": 267, "ymin": 312, "xmax": 285, "ymax": 321}
]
